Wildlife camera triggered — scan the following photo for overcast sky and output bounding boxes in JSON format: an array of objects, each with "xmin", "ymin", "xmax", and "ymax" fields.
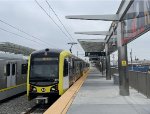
[{"xmin": 0, "ymin": 0, "xmax": 149, "ymax": 60}]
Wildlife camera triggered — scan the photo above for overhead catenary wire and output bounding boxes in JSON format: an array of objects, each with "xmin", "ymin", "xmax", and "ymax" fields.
[
  {"xmin": 36, "ymin": 0, "xmax": 83, "ymax": 53},
  {"xmin": 0, "ymin": 19, "xmax": 56, "ymax": 48},
  {"xmin": 45, "ymin": 0, "xmax": 83, "ymax": 51},
  {"xmin": 0, "ymin": 27, "xmax": 46, "ymax": 48},
  {"xmin": 45, "ymin": 0, "xmax": 74, "ymax": 42},
  {"xmin": 35, "ymin": 0, "xmax": 72, "ymax": 42}
]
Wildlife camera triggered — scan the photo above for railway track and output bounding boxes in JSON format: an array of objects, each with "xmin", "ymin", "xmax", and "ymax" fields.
[
  {"xmin": 0, "ymin": 92, "xmax": 26, "ymax": 104},
  {"xmin": 22, "ymin": 103, "xmax": 51, "ymax": 114},
  {"xmin": 22, "ymin": 97, "xmax": 59, "ymax": 114},
  {"xmin": 22, "ymin": 104, "xmax": 40, "ymax": 114}
]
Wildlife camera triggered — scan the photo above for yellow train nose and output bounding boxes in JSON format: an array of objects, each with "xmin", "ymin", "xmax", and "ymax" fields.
[
  {"xmin": 41, "ymin": 88, "xmax": 46, "ymax": 92},
  {"xmin": 36, "ymin": 86, "xmax": 51, "ymax": 93}
]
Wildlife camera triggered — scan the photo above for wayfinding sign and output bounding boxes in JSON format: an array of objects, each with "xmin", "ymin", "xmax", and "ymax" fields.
[{"xmin": 85, "ymin": 52, "xmax": 106, "ymax": 57}]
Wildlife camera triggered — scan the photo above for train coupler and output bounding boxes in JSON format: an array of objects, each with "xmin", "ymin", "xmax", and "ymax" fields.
[{"xmin": 36, "ymin": 96, "xmax": 48, "ymax": 104}]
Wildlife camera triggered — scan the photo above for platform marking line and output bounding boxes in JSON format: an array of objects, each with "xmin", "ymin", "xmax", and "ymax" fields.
[
  {"xmin": 0, "ymin": 83, "xmax": 26, "ymax": 92},
  {"xmin": 44, "ymin": 70, "xmax": 90, "ymax": 114}
]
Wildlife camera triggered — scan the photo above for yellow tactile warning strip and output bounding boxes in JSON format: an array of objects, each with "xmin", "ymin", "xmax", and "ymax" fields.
[{"xmin": 44, "ymin": 70, "xmax": 90, "ymax": 114}]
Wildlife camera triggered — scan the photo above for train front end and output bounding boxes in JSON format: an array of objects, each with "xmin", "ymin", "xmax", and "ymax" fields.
[{"xmin": 27, "ymin": 49, "xmax": 60, "ymax": 103}]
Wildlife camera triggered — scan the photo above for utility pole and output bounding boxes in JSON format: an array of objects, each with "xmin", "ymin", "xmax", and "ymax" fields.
[{"xmin": 67, "ymin": 42, "xmax": 77, "ymax": 53}]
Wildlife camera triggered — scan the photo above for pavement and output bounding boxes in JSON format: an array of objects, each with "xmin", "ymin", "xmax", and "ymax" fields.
[{"xmin": 67, "ymin": 67, "xmax": 150, "ymax": 114}]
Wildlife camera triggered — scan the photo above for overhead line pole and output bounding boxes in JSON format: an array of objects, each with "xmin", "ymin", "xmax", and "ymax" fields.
[{"xmin": 67, "ymin": 42, "xmax": 77, "ymax": 53}]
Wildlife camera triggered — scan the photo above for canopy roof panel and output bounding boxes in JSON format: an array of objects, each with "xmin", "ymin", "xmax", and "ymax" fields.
[
  {"xmin": 78, "ymin": 39, "xmax": 105, "ymax": 52},
  {"xmin": 0, "ymin": 42, "xmax": 35, "ymax": 56}
]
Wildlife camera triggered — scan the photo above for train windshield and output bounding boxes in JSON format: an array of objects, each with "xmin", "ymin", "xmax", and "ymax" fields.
[{"xmin": 29, "ymin": 57, "xmax": 59, "ymax": 83}]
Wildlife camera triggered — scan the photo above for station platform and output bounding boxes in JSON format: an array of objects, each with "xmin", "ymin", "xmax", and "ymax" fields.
[{"xmin": 67, "ymin": 67, "xmax": 150, "ymax": 114}]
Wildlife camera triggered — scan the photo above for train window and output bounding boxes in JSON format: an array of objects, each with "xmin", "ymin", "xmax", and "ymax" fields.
[
  {"xmin": 21, "ymin": 64, "xmax": 27, "ymax": 74},
  {"xmin": 12, "ymin": 64, "xmax": 16, "ymax": 75},
  {"xmin": 70, "ymin": 58, "xmax": 73, "ymax": 68},
  {"xmin": 72, "ymin": 61, "xmax": 74, "ymax": 69},
  {"xmin": 6, "ymin": 64, "xmax": 10, "ymax": 76},
  {"xmin": 64, "ymin": 59, "xmax": 68, "ymax": 77}
]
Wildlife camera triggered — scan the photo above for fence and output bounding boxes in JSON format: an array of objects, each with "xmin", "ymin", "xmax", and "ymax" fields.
[{"xmin": 111, "ymin": 67, "xmax": 150, "ymax": 98}]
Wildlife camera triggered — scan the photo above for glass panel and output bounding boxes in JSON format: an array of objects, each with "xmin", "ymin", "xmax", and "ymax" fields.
[
  {"xmin": 64, "ymin": 59, "xmax": 68, "ymax": 77},
  {"xmin": 21, "ymin": 64, "xmax": 27, "ymax": 74},
  {"xmin": 6, "ymin": 64, "xmax": 10, "ymax": 76},
  {"xmin": 12, "ymin": 64, "xmax": 16, "ymax": 75},
  {"xmin": 30, "ymin": 57, "xmax": 59, "ymax": 82}
]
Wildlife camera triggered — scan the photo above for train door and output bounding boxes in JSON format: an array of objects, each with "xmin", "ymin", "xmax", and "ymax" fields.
[
  {"xmin": 6, "ymin": 62, "xmax": 16, "ymax": 87},
  {"xmin": 6, "ymin": 63, "xmax": 11, "ymax": 87},
  {"xmin": 11, "ymin": 63, "xmax": 16, "ymax": 86},
  {"xmin": 63, "ymin": 58, "xmax": 69, "ymax": 90}
]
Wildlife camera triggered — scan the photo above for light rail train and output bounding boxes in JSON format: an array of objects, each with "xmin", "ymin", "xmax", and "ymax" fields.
[
  {"xmin": 0, "ymin": 53, "xmax": 27, "ymax": 101},
  {"xmin": 27, "ymin": 48, "xmax": 89, "ymax": 103}
]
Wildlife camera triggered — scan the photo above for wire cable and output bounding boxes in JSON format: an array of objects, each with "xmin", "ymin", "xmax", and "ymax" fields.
[
  {"xmin": 45, "ymin": 0, "xmax": 84, "ymax": 51},
  {"xmin": 0, "ymin": 27, "xmax": 46, "ymax": 48},
  {"xmin": 35, "ymin": 0, "xmax": 72, "ymax": 42},
  {"xmin": 0, "ymin": 19, "xmax": 56, "ymax": 48},
  {"xmin": 45, "ymin": 0, "xmax": 74, "ymax": 42},
  {"xmin": 36, "ymin": 0, "xmax": 83, "ymax": 52}
]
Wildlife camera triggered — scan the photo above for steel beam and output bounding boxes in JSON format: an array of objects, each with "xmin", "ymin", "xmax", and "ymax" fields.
[
  {"xmin": 78, "ymin": 39, "xmax": 105, "ymax": 42},
  {"xmin": 117, "ymin": 22, "xmax": 129, "ymax": 96},
  {"xmin": 66, "ymin": 14, "xmax": 120, "ymax": 21},
  {"xmin": 105, "ymin": 0, "xmax": 134, "ymax": 43},
  {"xmin": 105, "ymin": 43, "xmax": 111, "ymax": 80},
  {"xmin": 75, "ymin": 31, "xmax": 111, "ymax": 35}
]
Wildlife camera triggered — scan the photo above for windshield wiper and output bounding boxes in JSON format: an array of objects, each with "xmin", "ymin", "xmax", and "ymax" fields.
[
  {"xmin": 30, "ymin": 77, "xmax": 56, "ymax": 82},
  {"xmin": 30, "ymin": 81, "xmax": 38, "ymax": 85}
]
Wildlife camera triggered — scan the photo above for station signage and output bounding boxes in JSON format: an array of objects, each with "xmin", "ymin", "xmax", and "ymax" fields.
[
  {"xmin": 121, "ymin": 60, "xmax": 127, "ymax": 66},
  {"xmin": 85, "ymin": 52, "xmax": 106, "ymax": 57}
]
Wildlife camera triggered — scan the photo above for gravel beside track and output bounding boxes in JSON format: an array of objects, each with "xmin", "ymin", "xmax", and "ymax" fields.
[{"xmin": 0, "ymin": 94, "xmax": 36, "ymax": 114}]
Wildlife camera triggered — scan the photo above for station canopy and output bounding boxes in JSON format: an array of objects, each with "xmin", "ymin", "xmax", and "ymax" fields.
[
  {"xmin": 78, "ymin": 39, "xmax": 105, "ymax": 52},
  {"xmin": 0, "ymin": 42, "xmax": 35, "ymax": 56}
]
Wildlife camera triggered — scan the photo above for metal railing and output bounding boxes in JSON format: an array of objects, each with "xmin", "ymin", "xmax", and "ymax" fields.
[{"xmin": 111, "ymin": 67, "xmax": 150, "ymax": 98}]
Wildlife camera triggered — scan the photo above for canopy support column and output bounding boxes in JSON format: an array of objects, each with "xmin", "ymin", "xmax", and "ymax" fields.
[{"xmin": 117, "ymin": 21, "xmax": 129, "ymax": 96}]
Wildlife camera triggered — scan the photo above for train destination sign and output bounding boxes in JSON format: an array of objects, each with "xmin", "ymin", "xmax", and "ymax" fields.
[{"xmin": 85, "ymin": 52, "xmax": 106, "ymax": 57}]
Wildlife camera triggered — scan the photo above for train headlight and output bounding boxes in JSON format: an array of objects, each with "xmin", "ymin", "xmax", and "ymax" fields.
[
  {"xmin": 32, "ymin": 87, "xmax": 37, "ymax": 92},
  {"xmin": 51, "ymin": 88, "xmax": 55, "ymax": 91},
  {"xmin": 54, "ymin": 79, "xmax": 59, "ymax": 82},
  {"xmin": 50, "ymin": 85, "xmax": 58, "ymax": 92}
]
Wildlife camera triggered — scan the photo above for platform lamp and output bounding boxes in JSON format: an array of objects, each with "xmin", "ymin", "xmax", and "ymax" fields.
[{"xmin": 67, "ymin": 42, "xmax": 77, "ymax": 53}]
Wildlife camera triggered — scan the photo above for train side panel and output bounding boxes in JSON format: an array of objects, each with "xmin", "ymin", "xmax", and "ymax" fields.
[
  {"xmin": 59, "ymin": 51, "xmax": 71, "ymax": 95},
  {"xmin": 0, "ymin": 60, "xmax": 7, "ymax": 90},
  {"xmin": 0, "ymin": 59, "xmax": 27, "ymax": 101}
]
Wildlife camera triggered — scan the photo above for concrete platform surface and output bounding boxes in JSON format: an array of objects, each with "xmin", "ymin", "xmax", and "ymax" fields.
[{"xmin": 67, "ymin": 67, "xmax": 150, "ymax": 114}]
